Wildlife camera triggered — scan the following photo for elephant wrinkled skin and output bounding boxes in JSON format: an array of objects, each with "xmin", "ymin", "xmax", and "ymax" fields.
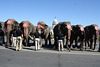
[
  {"xmin": 84, "ymin": 24, "xmax": 99, "ymax": 50},
  {"xmin": 53, "ymin": 21, "xmax": 72, "ymax": 51},
  {"xmin": 20, "ymin": 21, "xmax": 36, "ymax": 46},
  {"xmin": 4, "ymin": 19, "xmax": 19, "ymax": 47},
  {"xmin": 37, "ymin": 21, "xmax": 50, "ymax": 46},
  {"xmin": 70, "ymin": 25, "xmax": 85, "ymax": 50}
]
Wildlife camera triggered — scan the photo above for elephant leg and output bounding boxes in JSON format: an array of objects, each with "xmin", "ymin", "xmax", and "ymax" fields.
[
  {"xmin": 2, "ymin": 36, "xmax": 5, "ymax": 46},
  {"xmin": 63, "ymin": 39, "xmax": 65, "ymax": 48},
  {"xmin": 25, "ymin": 36, "xmax": 29, "ymax": 47},
  {"xmin": 93, "ymin": 37, "xmax": 97, "ymax": 50},
  {"xmin": 49, "ymin": 37, "xmax": 51, "ymax": 45},
  {"xmin": 45, "ymin": 39, "xmax": 47, "ymax": 46},
  {"xmin": 90, "ymin": 38, "xmax": 93, "ymax": 49},
  {"xmin": 80, "ymin": 40, "xmax": 83, "ymax": 51},
  {"xmin": 26, "ymin": 39, "xmax": 29, "ymax": 46},
  {"xmin": 7, "ymin": 33, "xmax": 10, "ymax": 47},
  {"xmin": 87, "ymin": 40, "xmax": 90, "ymax": 47},
  {"xmin": 70, "ymin": 39, "xmax": 73, "ymax": 49},
  {"xmin": 66, "ymin": 39, "xmax": 70, "ymax": 51},
  {"xmin": 98, "ymin": 37, "xmax": 100, "ymax": 52},
  {"xmin": 3, "ymin": 36, "xmax": 4, "ymax": 44},
  {"xmin": 48, "ymin": 34, "xmax": 51, "ymax": 45},
  {"xmin": 54, "ymin": 39, "xmax": 58, "ymax": 49},
  {"xmin": 80, "ymin": 37, "xmax": 84, "ymax": 51},
  {"xmin": 75, "ymin": 37, "xmax": 78, "ymax": 49},
  {"xmin": 27, "ymin": 38, "xmax": 29, "ymax": 46},
  {"xmin": 85, "ymin": 40, "xmax": 87, "ymax": 50},
  {"xmin": 39, "ymin": 38, "xmax": 42, "ymax": 47}
]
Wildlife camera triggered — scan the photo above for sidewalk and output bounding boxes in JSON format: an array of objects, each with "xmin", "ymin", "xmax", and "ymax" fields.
[{"xmin": 0, "ymin": 45, "xmax": 100, "ymax": 56}]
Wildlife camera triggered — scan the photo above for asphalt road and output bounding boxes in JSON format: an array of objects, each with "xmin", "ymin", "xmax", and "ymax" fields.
[{"xmin": 0, "ymin": 44, "xmax": 100, "ymax": 67}]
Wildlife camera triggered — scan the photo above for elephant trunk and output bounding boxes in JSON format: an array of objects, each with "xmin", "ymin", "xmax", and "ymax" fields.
[
  {"xmin": 23, "ymin": 23, "xmax": 28, "ymax": 36},
  {"xmin": 6, "ymin": 25, "xmax": 11, "ymax": 32},
  {"xmin": 95, "ymin": 26, "xmax": 99, "ymax": 38},
  {"xmin": 67, "ymin": 25, "xmax": 71, "ymax": 40},
  {"xmin": 96, "ymin": 31, "xmax": 99, "ymax": 38},
  {"xmin": 68, "ymin": 30, "xmax": 71, "ymax": 39},
  {"xmin": 24, "ymin": 28, "xmax": 28, "ymax": 36}
]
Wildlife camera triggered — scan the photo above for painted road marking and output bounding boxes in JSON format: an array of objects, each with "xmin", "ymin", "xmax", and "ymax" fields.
[{"xmin": 0, "ymin": 47, "xmax": 100, "ymax": 56}]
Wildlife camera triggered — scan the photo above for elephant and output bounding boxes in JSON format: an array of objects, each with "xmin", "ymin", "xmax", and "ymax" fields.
[
  {"xmin": 4, "ymin": 19, "xmax": 19, "ymax": 47},
  {"xmin": 53, "ymin": 21, "xmax": 72, "ymax": 51},
  {"xmin": 20, "ymin": 21, "xmax": 36, "ymax": 46},
  {"xmin": 37, "ymin": 21, "xmax": 50, "ymax": 46},
  {"xmin": 84, "ymin": 24, "xmax": 99, "ymax": 50},
  {"xmin": 70, "ymin": 25, "xmax": 85, "ymax": 50},
  {"xmin": 0, "ymin": 22, "xmax": 5, "ymax": 45}
]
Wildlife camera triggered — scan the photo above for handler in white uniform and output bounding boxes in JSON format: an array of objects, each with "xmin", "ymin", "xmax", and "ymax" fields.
[{"xmin": 34, "ymin": 29, "xmax": 40, "ymax": 51}]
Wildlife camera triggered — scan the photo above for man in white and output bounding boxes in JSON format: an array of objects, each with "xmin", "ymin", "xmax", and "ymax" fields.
[
  {"xmin": 34, "ymin": 29, "xmax": 40, "ymax": 51},
  {"xmin": 57, "ymin": 30, "xmax": 64, "ymax": 51},
  {"xmin": 16, "ymin": 27, "xmax": 23, "ymax": 51},
  {"xmin": 11, "ymin": 28, "xmax": 17, "ymax": 47}
]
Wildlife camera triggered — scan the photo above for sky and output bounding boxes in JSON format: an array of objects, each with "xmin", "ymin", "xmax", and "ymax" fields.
[{"xmin": 0, "ymin": 0, "xmax": 100, "ymax": 28}]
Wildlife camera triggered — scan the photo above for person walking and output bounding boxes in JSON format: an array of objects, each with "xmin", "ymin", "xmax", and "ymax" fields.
[
  {"xmin": 11, "ymin": 28, "xmax": 17, "ymax": 47},
  {"xmin": 34, "ymin": 29, "xmax": 40, "ymax": 51},
  {"xmin": 16, "ymin": 26, "xmax": 23, "ymax": 51},
  {"xmin": 57, "ymin": 30, "xmax": 64, "ymax": 51}
]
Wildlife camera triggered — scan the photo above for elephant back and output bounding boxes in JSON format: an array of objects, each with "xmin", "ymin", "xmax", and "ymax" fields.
[
  {"xmin": 72, "ymin": 25, "xmax": 84, "ymax": 32},
  {"xmin": 84, "ymin": 24, "xmax": 99, "ymax": 38},
  {"xmin": 37, "ymin": 21, "xmax": 49, "ymax": 29}
]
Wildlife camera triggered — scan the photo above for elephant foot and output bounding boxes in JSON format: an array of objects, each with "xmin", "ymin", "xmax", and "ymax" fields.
[
  {"xmin": 90, "ymin": 46, "xmax": 93, "ymax": 49},
  {"xmin": 66, "ymin": 46, "xmax": 70, "ymax": 52},
  {"xmin": 44, "ymin": 45, "xmax": 48, "ymax": 47},
  {"xmin": 6, "ymin": 44, "xmax": 10, "ymax": 48},
  {"xmin": 53, "ymin": 46, "xmax": 57, "ymax": 50},
  {"xmin": 71, "ymin": 48, "xmax": 73, "ymax": 50},
  {"xmin": 92, "ymin": 48, "xmax": 95, "ymax": 50},
  {"xmin": 70, "ymin": 46, "xmax": 73, "ymax": 50},
  {"xmin": 74, "ymin": 47, "xmax": 77, "ymax": 49},
  {"xmin": 80, "ymin": 48, "xmax": 83, "ymax": 51},
  {"xmin": 6, "ymin": 45, "xmax": 10, "ymax": 48},
  {"xmin": 85, "ymin": 48, "xmax": 87, "ymax": 50},
  {"xmin": 97, "ymin": 49, "xmax": 100, "ymax": 52},
  {"xmin": 2, "ymin": 44, "xmax": 5, "ymax": 47}
]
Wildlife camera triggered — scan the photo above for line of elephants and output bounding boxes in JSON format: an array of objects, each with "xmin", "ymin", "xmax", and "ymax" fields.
[{"xmin": 0, "ymin": 19, "xmax": 100, "ymax": 52}]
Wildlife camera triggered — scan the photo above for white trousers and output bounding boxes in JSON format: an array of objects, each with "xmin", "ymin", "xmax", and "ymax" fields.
[
  {"xmin": 58, "ymin": 40, "xmax": 63, "ymax": 51},
  {"xmin": 12, "ymin": 37, "xmax": 17, "ymax": 47},
  {"xmin": 16, "ymin": 36, "xmax": 22, "ymax": 51},
  {"xmin": 35, "ymin": 38, "xmax": 40, "ymax": 50}
]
